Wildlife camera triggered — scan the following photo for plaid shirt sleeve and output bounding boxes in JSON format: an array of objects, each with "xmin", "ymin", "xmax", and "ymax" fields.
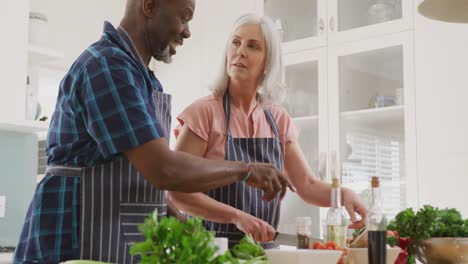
[{"xmin": 77, "ymin": 54, "xmax": 165, "ymax": 158}]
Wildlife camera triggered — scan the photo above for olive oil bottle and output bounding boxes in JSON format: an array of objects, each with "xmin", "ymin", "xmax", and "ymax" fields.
[{"xmin": 326, "ymin": 178, "xmax": 347, "ymax": 248}]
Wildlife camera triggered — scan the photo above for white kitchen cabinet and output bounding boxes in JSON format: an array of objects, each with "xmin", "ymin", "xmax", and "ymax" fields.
[
  {"xmin": 256, "ymin": 0, "xmax": 418, "ymax": 238},
  {"xmin": 256, "ymin": 0, "xmax": 327, "ymax": 52},
  {"xmin": 256, "ymin": 0, "xmax": 413, "ymax": 48},
  {"xmin": 279, "ymin": 48, "xmax": 327, "ymax": 238},
  {"xmin": 328, "ymin": 31, "xmax": 418, "ymax": 222},
  {"xmin": 327, "ymin": 0, "xmax": 413, "ymax": 44}
]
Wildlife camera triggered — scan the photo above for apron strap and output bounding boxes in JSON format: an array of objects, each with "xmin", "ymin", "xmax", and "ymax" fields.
[
  {"xmin": 45, "ymin": 165, "xmax": 83, "ymax": 177},
  {"xmin": 223, "ymin": 90, "xmax": 233, "ymax": 139},
  {"xmin": 263, "ymin": 109, "xmax": 281, "ymax": 139},
  {"xmin": 223, "ymin": 90, "xmax": 281, "ymax": 140}
]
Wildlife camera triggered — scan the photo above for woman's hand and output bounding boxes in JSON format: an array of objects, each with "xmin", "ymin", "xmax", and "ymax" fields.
[
  {"xmin": 233, "ymin": 211, "xmax": 276, "ymax": 243},
  {"xmin": 342, "ymin": 188, "xmax": 368, "ymax": 229}
]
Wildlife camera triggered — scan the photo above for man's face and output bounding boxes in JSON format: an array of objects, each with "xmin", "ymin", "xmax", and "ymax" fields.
[{"xmin": 147, "ymin": 0, "xmax": 195, "ymax": 63}]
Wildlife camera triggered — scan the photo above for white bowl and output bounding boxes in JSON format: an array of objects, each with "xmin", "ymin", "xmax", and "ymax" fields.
[
  {"xmin": 266, "ymin": 248, "xmax": 342, "ymax": 264},
  {"xmin": 346, "ymin": 247, "xmax": 400, "ymax": 264}
]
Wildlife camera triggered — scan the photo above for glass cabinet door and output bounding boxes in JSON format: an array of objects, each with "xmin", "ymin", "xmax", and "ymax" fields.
[
  {"xmin": 258, "ymin": 0, "xmax": 326, "ymax": 51},
  {"xmin": 328, "ymin": 0, "xmax": 412, "ymax": 44},
  {"xmin": 328, "ymin": 32, "xmax": 416, "ymax": 221},
  {"xmin": 278, "ymin": 49, "xmax": 327, "ymax": 238}
]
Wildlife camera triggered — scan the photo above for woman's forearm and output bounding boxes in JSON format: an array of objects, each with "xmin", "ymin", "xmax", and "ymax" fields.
[{"xmin": 167, "ymin": 191, "xmax": 240, "ymax": 224}]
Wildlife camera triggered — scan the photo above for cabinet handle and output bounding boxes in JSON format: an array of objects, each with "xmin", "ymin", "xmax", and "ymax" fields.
[
  {"xmin": 318, "ymin": 18, "xmax": 325, "ymax": 34},
  {"xmin": 329, "ymin": 16, "xmax": 336, "ymax": 32},
  {"xmin": 318, "ymin": 152, "xmax": 327, "ymax": 181}
]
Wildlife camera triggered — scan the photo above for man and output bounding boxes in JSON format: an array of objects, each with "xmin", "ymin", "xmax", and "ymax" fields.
[{"xmin": 13, "ymin": 0, "xmax": 292, "ymax": 263}]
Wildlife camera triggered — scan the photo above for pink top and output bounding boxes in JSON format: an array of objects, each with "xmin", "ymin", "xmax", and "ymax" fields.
[{"xmin": 174, "ymin": 94, "xmax": 300, "ymax": 160}]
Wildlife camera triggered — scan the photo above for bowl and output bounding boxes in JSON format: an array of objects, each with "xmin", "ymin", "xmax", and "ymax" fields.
[
  {"xmin": 266, "ymin": 247, "xmax": 342, "ymax": 264},
  {"xmin": 346, "ymin": 247, "xmax": 400, "ymax": 264},
  {"xmin": 61, "ymin": 261, "xmax": 109, "ymax": 264},
  {"xmin": 413, "ymin": 237, "xmax": 468, "ymax": 264}
]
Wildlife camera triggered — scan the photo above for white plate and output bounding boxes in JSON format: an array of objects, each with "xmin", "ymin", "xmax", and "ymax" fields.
[{"xmin": 266, "ymin": 248, "xmax": 342, "ymax": 264}]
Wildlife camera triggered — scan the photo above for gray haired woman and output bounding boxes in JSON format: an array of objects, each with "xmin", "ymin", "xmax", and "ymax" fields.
[{"xmin": 168, "ymin": 13, "xmax": 367, "ymax": 248}]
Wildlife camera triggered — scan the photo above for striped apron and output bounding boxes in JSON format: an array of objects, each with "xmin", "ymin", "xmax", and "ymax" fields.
[
  {"xmin": 44, "ymin": 91, "xmax": 171, "ymax": 263},
  {"xmin": 204, "ymin": 91, "xmax": 284, "ymax": 249}
]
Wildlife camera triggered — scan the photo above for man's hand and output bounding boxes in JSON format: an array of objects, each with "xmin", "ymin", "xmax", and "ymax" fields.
[
  {"xmin": 342, "ymin": 188, "xmax": 367, "ymax": 229},
  {"xmin": 246, "ymin": 162, "xmax": 295, "ymax": 201},
  {"xmin": 233, "ymin": 211, "xmax": 276, "ymax": 243}
]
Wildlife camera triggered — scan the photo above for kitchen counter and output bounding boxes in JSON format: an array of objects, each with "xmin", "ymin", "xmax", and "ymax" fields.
[{"xmin": 0, "ymin": 253, "xmax": 13, "ymax": 264}]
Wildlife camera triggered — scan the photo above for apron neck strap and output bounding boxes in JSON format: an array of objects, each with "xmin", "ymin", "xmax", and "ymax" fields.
[{"xmin": 222, "ymin": 89, "xmax": 280, "ymax": 139}]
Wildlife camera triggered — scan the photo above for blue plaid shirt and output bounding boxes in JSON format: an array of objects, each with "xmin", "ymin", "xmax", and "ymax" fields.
[{"xmin": 14, "ymin": 22, "xmax": 165, "ymax": 263}]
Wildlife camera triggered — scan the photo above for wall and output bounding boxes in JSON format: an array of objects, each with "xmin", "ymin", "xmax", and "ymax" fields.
[
  {"xmin": 0, "ymin": 1, "xmax": 29, "ymax": 120},
  {"xmin": 414, "ymin": 3, "xmax": 468, "ymax": 216},
  {"xmin": 0, "ymin": 132, "xmax": 37, "ymax": 246}
]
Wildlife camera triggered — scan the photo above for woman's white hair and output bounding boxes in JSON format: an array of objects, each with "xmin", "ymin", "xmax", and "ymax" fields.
[{"xmin": 210, "ymin": 13, "xmax": 286, "ymax": 105}]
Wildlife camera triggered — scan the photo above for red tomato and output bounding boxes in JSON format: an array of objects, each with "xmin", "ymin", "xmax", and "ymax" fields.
[
  {"xmin": 317, "ymin": 244, "xmax": 327, "ymax": 250},
  {"xmin": 325, "ymin": 241, "xmax": 337, "ymax": 249},
  {"xmin": 312, "ymin": 241, "xmax": 321, "ymax": 249}
]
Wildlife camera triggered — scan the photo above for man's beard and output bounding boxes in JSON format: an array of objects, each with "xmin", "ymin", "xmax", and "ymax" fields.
[
  {"xmin": 145, "ymin": 19, "xmax": 173, "ymax": 64},
  {"xmin": 153, "ymin": 45, "xmax": 173, "ymax": 64}
]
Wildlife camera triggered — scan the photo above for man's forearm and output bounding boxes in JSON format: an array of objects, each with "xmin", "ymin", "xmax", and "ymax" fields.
[
  {"xmin": 155, "ymin": 150, "xmax": 246, "ymax": 193},
  {"xmin": 125, "ymin": 138, "xmax": 248, "ymax": 193}
]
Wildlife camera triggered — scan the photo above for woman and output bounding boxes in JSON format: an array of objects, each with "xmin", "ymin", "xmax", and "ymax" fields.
[{"xmin": 168, "ymin": 13, "xmax": 367, "ymax": 248}]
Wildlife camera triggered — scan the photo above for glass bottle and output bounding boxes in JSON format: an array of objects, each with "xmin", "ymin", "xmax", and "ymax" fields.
[
  {"xmin": 326, "ymin": 178, "xmax": 347, "ymax": 248},
  {"xmin": 296, "ymin": 216, "xmax": 312, "ymax": 249},
  {"xmin": 367, "ymin": 176, "xmax": 387, "ymax": 264}
]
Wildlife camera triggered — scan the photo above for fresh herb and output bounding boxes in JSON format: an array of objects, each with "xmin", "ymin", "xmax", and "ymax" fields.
[
  {"xmin": 387, "ymin": 205, "xmax": 468, "ymax": 264},
  {"xmin": 387, "ymin": 205, "xmax": 468, "ymax": 241},
  {"xmin": 130, "ymin": 210, "xmax": 231, "ymax": 264},
  {"xmin": 130, "ymin": 210, "xmax": 269, "ymax": 264},
  {"xmin": 231, "ymin": 234, "xmax": 269, "ymax": 263},
  {"xmin": 386, "ymin": 235, "xmax": 398, "ymax": 247}
]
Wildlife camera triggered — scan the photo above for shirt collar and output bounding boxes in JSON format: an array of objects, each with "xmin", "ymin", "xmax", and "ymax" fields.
[{"xmin": 102, "ymin": 21, "xmax": 146, "ymax": 68}]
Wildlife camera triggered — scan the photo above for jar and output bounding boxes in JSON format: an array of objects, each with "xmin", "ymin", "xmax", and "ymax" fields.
[
  {"xmin": 368, "ymin": 0, "xmax": 396, "ymax": 24},
  {"xmin": 295, "ymin": 216, "xmax": 312, "ymax": 249},
  {"xmin": 29, "ymin": 12, "xmax": 48, "ymax": 45}
]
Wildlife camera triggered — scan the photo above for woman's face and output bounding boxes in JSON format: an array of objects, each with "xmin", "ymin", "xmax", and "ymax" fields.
[{"xmin": 226, "ymin": 23, "xmax": 267, "ymax": 85}]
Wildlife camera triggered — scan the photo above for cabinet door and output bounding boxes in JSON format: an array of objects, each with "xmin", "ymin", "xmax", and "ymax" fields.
[
  {"xmin": 277, "ymin": 48, "xmax": 328, "ymax": 238},
  {"xmin": 328, "ymin": 31, "xmax": 417, "ymax": 221},
  {"xmin": 256, "ymin": 0, "xmax": 327, "ymax": 53},
  {"xmin": 327, "ymin": 0, "xmax": 413, "ymax": 44}
]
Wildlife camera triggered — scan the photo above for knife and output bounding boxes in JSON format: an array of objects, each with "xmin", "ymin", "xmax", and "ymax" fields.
[{"xmin": 273, "ymin": 232, "xmax": 323, "ymax": 247}]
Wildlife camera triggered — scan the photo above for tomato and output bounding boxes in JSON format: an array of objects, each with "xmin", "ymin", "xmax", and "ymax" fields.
[
  {"xmin": 312, "ymin": 241, "xmax": 321, "ymax": 249},
  {"xmin": 325, "ymin": 241, "xmax": 337, "ymax": 249},
  {"xmin": 317, "ymin": 244, "xmax": 327, "ymax": 250}
]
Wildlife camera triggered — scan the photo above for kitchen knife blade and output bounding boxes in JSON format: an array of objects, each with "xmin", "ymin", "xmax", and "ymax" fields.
[{"xmin": 273, "ymin": 232, "xmax": 323, "ymax": 247}]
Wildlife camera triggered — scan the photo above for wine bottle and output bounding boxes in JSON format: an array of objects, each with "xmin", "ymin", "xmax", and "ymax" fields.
[{"xmin": 367, "ymin": 176, "xmax": 387, "ymax": 264}]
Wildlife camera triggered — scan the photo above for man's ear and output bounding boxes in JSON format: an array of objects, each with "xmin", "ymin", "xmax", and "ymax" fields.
[{"xmin": 142, "ymin": 0, "xmax": 158, "ymax": 18}]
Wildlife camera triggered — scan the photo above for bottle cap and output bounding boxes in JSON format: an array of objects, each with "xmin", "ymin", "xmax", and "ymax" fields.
[
  {"xmin": 371, "ymin": 176, "xmax": 380, "ymax": 188},
  {"xmin": 331, "ymin": 178, "xmax": 340, "ymax": 188}
]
